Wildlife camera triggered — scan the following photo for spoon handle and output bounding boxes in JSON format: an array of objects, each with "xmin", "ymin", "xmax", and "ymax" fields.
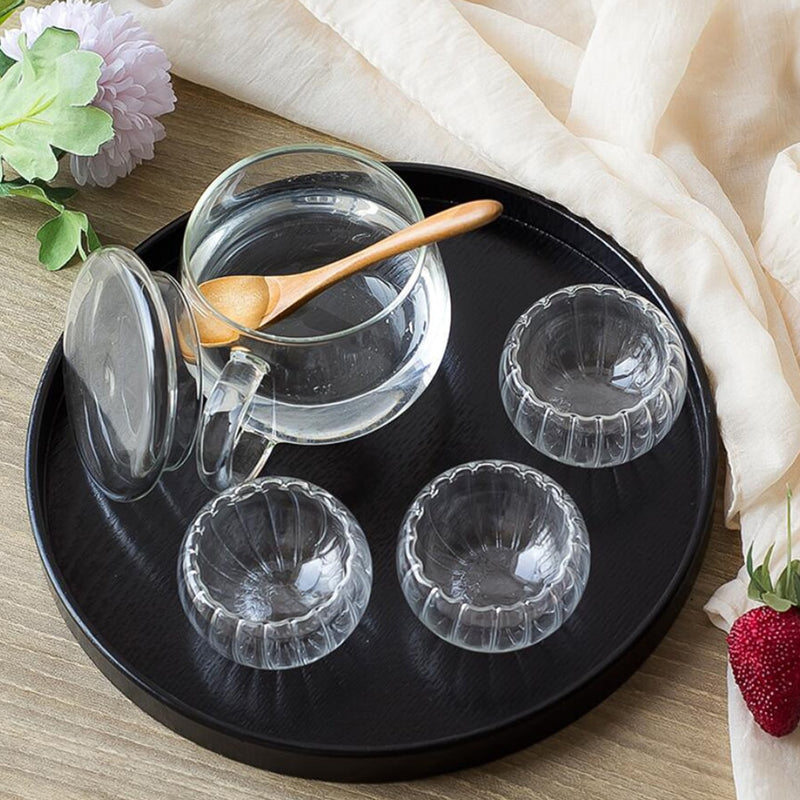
[{"xmin": 272, "ymin": 199, "xmax": 503, "ymax": 315}]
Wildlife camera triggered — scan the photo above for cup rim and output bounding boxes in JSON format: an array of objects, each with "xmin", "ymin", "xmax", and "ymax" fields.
[
  {"xmin": 181, "ymin": 475, "xmax": 370, "ymax": 632},
  {"xmin": 180, "ymin": 143, "xmax": 428, "ymax": 345},
  {"xmin": 500, "ymin": 283, "xmax": 687, "ymax": 424},
  {"xmin": 398, "ymin": 460, "xmax": 589, "ymax": 613}
]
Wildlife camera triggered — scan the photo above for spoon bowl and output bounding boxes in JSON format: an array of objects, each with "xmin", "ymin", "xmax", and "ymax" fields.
[{"xmin": 198, "ymin": 275, "xmax": 270, "ymax": 343}]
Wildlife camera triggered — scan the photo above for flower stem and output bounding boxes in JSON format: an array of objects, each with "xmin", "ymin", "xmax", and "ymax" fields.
[{"xmin": 788, "ymin": 485, "xmax": 793, "ymax": 567}]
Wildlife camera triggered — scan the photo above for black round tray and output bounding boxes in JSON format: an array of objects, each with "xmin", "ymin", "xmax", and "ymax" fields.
[{"xmin": 26, "ymin": 164, "xmax": 717, "ymax": 782}]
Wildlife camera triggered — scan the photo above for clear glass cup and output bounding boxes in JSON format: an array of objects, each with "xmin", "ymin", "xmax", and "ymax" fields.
[
  {"xmin": 179, "ymin": 476, "xmax": 372, "ymax": 670},
  {"xmin": 182, "ymin": 145, "xmax": 451, "ymax": 491},
  {"xmin": 499, "ymin": 284, "xmax": 687, "ymax": 468},
  {"xmin": 396, "ymin": 460, "xmax": 590, "ymax": 652}
]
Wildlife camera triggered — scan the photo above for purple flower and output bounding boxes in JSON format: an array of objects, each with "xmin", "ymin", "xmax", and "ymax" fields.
[{"xmin": 1, "ymin": 0, "xmax": 175, "ymax": 187}]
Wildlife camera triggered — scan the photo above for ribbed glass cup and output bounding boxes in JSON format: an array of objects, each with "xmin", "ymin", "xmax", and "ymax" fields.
[
  {"xmin": 179, "ymin": 476, "xmax": 372, "ymax": 670},
  {"xmin": 500, "ymin": 284, "xmax": 687, "ymax": 468},
  {"xmin": 397, "ymin": 461, "xmax": 590, "ymax": 652}
]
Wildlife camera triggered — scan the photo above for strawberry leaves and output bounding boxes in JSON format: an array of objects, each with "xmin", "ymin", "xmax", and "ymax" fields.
[
  {"xmin": 746, "ymin": 488, "xmax": 800, "ymax": 613},
  {"xmin": 747, "ymin": 544, "xmax": 775, "ymax": 600},
  {"xmin": 775, "ymin": 561, "xmax": 800, "ymax": 607}
]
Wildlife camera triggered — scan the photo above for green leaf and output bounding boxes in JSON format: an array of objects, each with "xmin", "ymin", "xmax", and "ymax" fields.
[
  {"xmin": 36, "ymin": 181, "xmax": 74, "ymax": 203},
  {"xmin": 36, "ymin": 208, "xmax": 91, "ymax": 270},
  {"xmin": 748, "ymin": 545, "xmax": 776, "ymax": 598},
  {"xmin": 744, "ymin": 488, "xmax": 800, "ymax": 610},
  {"xmin": 0, "ymin": 0, "xmax": 24, "ymax": 80},
  {"xmin": 776, "ymin": 566, "xmax": 796, "ymax": 605},
  {"xmin": 85, "ymin": 218, "xmax": 101, "ymax": 251},
  {"xmin": 0, "ymin": 0, "xmax": 24, "ymax": 26},
  {"xmin": 764, "ymin": 544, "xmax": 775, "ymax": 574},
  {"xmin": 0, "ymin": 178, "xmax": 64, "ymax": 211},
  {"xmin": 789, "ymin": 560, "xmax": 800, "ymax": 602},
  {"xmin": 0, "ymin": 50, "xmax": 13, "ymax": 80},
  {"xmin": 0, "ymin": 28, "xmax": 113, "ymax": 181},
  {"xmin": 752, "ymin": 545, "xmax": 776, "ymax": 595},
  {"xmin": 762, "ymin": 593, "xmax": 793, "ymax": 613},
  {"xmin": 748, "ymin": 582, "xmax": 765, "ymax": 602}
]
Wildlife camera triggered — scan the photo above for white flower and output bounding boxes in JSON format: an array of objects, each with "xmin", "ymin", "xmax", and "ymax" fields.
[{"xmin": 1, "ymin": 0, "xmax": 175, "ymax": 187}]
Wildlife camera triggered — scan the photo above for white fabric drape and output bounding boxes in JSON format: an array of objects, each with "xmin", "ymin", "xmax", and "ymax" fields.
[{"xmin": 108, "ymin": 0, "xmax": 800, "ymax": 795}]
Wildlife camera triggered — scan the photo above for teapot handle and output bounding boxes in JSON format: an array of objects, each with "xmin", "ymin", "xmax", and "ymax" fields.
[{"xmin": 196, "ymin": 348, "xmax": 275, "ymax": 492}]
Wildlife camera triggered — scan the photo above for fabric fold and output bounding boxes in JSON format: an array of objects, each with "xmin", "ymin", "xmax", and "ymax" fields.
[
  {"xmin": 759, "ymin": 145, "xmax": 800, "ymax": 307},
  {"xmin": 567, "ymin": 0, "xmax": 717, "ymax": 152},
  {"xmin": 452, "ymin": 0, "xmax": 582, "ymax": 122}
]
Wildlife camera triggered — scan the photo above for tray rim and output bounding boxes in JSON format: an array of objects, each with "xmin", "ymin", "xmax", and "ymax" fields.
[{"xmin": 25, "ymin": 163, "xmax": 718, "ymax": 779}]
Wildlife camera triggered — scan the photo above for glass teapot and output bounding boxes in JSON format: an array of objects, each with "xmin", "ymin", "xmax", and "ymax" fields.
[{"xmin": 63, "ymin": 145, "xmax": 451, "ymax": 500}]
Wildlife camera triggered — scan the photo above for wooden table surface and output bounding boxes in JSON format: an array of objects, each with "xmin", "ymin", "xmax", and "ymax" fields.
[{"xmin": 0, "ymin": 73, "xmax": 743, "ymax": 799}]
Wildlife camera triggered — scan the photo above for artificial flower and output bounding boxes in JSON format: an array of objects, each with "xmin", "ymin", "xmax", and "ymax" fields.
[{"xmin": 1, "ymin": 0, "xmax": 175, "ymax": 187}]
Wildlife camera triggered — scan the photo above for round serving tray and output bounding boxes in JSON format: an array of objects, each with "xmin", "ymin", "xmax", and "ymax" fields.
[{"xmin": 26, "ymin": 164, "xmax": 717, "ymax": 782}]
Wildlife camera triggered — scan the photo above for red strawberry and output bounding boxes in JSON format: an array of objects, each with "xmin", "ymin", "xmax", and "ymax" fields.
[
  {"xmin": 728, "ymin": 487, "xmax": 800, "ymax": 737},
  {"xmin": 728, "ymin": 605, "xmax": 800, "ymax": 737}
]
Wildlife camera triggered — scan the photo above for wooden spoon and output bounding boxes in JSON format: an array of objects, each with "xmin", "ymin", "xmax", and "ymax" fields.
[{"xmin": 194, "ymin": 199, "xmax": 503, "ymax": 346}]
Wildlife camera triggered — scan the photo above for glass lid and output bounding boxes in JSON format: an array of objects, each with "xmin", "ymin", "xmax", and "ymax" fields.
[{"xmin": 63, "ymin": 246, "xmax": 202, "ymax": 502}]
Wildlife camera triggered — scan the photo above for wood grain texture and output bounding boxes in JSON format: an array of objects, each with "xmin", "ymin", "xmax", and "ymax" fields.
[{"xmin": 0, "ymin": 50, "xmax": 742, "ymax": 800}]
